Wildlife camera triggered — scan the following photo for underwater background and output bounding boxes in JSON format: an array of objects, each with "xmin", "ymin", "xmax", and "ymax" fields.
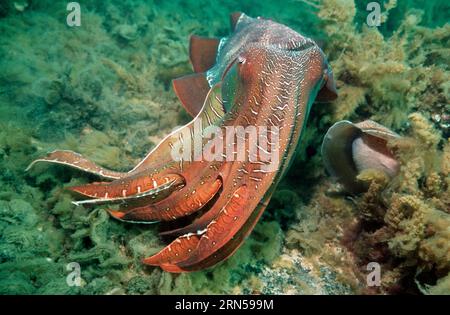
[{"xmin": 0, "ymin": 0, "xmax": 448, "ymax": 294}]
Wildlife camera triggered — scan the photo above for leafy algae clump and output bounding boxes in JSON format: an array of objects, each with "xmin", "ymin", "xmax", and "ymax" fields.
[
  {"xmin": 318, "ymin": 0, "xmax": 449, "ymax": 130},
  {"xmin": 282, "ymin": 0, "xmax": 449, "ymax": 294}
]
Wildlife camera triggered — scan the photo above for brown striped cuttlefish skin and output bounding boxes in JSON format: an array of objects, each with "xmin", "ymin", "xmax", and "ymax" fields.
[{"xmin": 27, "ymin": 13, "xmax": 337, "ymax": 272}]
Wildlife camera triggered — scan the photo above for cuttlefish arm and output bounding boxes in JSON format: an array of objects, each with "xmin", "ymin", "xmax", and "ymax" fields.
[
  {"xmin": 145, "ymin": 161, "xmax": 274, "ymax": 273},
  {"xmin": 26, "ymin": 150, "xmax": 127, "ymax": 180},
  {"xmin": 144, "ymin": 185, "xmax": 257, "ymax": 272},
  {"xmin": 171, "ymin": 196, "xmax": 271, "ymax": 272}
]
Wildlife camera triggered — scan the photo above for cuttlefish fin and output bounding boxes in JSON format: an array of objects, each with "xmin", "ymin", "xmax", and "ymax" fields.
[
  {"xmin": 230, "ymin": 12, "xmax": 243, "ymax": 30},
  {"xmin": 172, "ymin": 72, "xmax": 210, "ymax": 117},
  {"xmin": 189, "ymin": 35, "xmax": 219, "ymax": 73},
  {"xmin": 316, "ymin": 69, "xmax": 338, "ymax": 102},
  {"xmin": 26, "ymin": 150, "xmax": 126, "ymax": 180}
]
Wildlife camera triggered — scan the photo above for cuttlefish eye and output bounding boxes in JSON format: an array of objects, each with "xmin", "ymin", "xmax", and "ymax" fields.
[
  {"xmin": 222, "ymin": 54, "xmax": 247, "ymax": 82},
  {"xmin": 236, "ymin": 52, "xmax": 256, "ymax": 82},
  {"xmin": 221, "ymin": 56, "xmax": 244, "ymax": 112}
]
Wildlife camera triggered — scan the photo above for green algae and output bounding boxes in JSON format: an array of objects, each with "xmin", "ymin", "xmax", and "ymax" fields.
[{"xmin": 0, "ymin": 0, "xmax": 448, "ymax": 295}]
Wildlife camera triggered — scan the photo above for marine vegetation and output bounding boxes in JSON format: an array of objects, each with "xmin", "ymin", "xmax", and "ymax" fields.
[{"xmin": 0, "ymin": 0, "xmax": 448, "ymax": 294}]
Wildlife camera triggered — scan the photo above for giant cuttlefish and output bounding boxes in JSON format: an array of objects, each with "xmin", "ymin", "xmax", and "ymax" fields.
[{"xmin": 28, "ymin": 13, "xmax": 337, "ymax": 272}]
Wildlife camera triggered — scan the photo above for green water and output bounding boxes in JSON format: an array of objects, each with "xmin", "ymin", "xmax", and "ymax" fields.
[{"xmin": 0, "ymin": 0, "xmax": 448, "ymax": 295}]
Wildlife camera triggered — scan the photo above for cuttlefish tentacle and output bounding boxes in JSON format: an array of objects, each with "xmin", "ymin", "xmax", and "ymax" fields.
[
  {"xmin": 109, "ymin": 177, "xmax": 222, "ymax": 222},
  {"xmin": 157, "ymin": 157, "xmax": 236, "ymax": 237}
]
